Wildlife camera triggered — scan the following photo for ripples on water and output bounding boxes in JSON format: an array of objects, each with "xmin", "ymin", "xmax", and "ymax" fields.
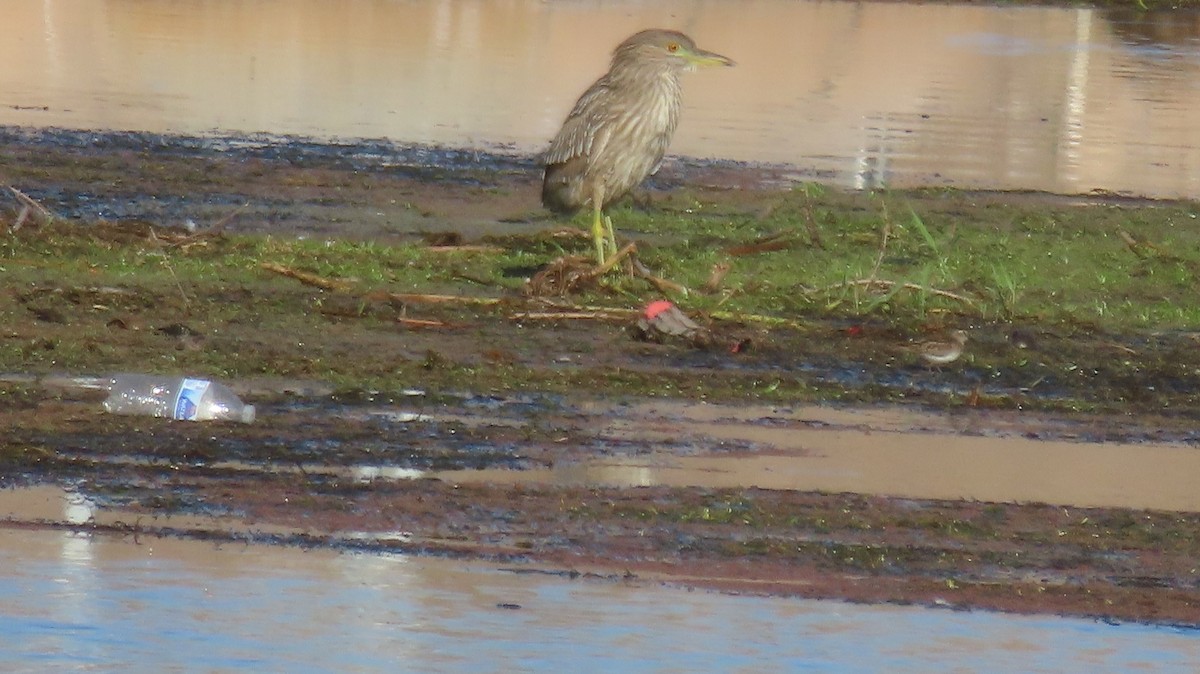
[
  {"xmin": 0, "ymin": 1, "xmax": 1197, "ymax": 198},
  {"xmin": 1, "ymin": 527, "xmax": 1198, "ymax": 672}
]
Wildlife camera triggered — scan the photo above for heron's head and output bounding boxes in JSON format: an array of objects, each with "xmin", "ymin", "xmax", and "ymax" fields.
[{"xmin": 612, "ymin": 29, "xmax": 735, "ymax": 73}]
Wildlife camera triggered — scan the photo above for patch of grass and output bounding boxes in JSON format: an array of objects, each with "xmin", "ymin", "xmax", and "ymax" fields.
[
  {"xmin": 603, "ymin": 189, "xmax": 1197, "ymax": 332},
  {"xmin": 693, "ymin": 190, "xmax": 1200, "ymax": 329},
  {"xmin": 3, "ymin": 186, "xmax": 1200, "ymax": 412},
  {"xmin": 8, "ymin": 189, "xmax": 1200, "ymax": 335}
]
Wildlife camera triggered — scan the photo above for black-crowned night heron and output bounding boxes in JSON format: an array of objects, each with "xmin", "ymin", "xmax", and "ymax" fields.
[{"xmin": 542, "ymin": 29, "xmax": 734, "ymax": 264}]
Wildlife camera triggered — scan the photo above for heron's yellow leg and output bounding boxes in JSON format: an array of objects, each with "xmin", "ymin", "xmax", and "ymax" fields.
[
  {"xmin": 591, "ymin": 202, "xmax": 607, "ymax": 265},
  {"xmin": 603, "ymin": 216, "xmax": 617, "ymax": 257},
  {"xmin": 590, "ymin": 186, "xmax": 609, "ymax": 264}
]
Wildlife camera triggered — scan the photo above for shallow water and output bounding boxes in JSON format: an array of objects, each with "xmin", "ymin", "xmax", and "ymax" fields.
[
  {"xmin": 2, "ymin": 0, "xmax": 1198, "ymax": 198},
  {"xmin": 433, "ymin": 401, "xmax": 1200, "ymax": 512},
  {"xmin": 0, "ymin": 526, "xmax": 1197, "ymax": 672},
  {"xmin": 313, "ymin": 401, "xmax": 1200, "ymax": 512},
  {"xmin": 12, "ymin": 390, "xmax": 1200, "ymax": 513}
]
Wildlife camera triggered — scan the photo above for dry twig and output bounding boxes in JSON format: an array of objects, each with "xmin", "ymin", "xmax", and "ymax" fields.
[
  {"xmin": 707, "ymin": 310, "xmax": 806, "ymax": 329},
  {"xmin": 821, "ymin": 278, "xmax": 977, "ymax": 307},
  {"xmin": 12, "ymin": 205, "xmax": 30, "ymax": 232},
  {"xmin": 632, "ymin": 256, "xmax": 689, "ymax": 295},
  {"xmin": 596, "ymin": 242, "xmax": 638, "ymax": 275},
  {"xmin": 524, "ymin": 243, "xmax": 639, "ymax": 297},
  {"xmin": 1117, "ymin": 227, "xmax": 1172, "ymax": 260},
  {"xmin": 396, "ymin": 317, "xmax": 451, "ymax": 328},
  {"xmin": 7, "ymin": 186, "xmax": 55, "ymax": 231},
  {"xmin": 529, "ymin": 299, "xmax": 641, "ymax": 316},
  {"xmin": 370, "ymin": 291, "xmax": 502, "ymax": 306},
  {"xmin": 260, "ymin": 262, "xmax": 355, "ymax": 291},
  {"xmin": 509, "ymin": 311, "xmax": 631, "ymax": 321}
]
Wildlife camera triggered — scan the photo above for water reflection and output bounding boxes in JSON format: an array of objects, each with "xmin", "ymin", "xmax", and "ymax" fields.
[
  {"xmin": 0, "ymin": 528, "xmax": 1197, "ymax": 672},
  {"xmin": 0, "ymin": 0, "xmax": 1197, "ymax": 198}
]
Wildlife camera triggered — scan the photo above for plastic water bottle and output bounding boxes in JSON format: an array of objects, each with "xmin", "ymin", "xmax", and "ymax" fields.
[{"xmin": 102, "ymin": 374, "xmax": 256, "ymax": 423}]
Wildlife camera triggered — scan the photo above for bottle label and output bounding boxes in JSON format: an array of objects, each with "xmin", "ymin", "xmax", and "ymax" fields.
[{"xmin": 174, "ymin": 378, "xmax": 211, "ymax": 421}]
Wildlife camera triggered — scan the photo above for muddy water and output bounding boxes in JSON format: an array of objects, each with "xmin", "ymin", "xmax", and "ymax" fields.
[
  {"xmin": 469, "ymin": 402, "xmax": 1200, "ymax": 512},
  {"xmin": 409, "ymin": 401, "xmax": 1200, "ymax": 512},
  {"xmin": 44, "ymin": 396, "xmax": 1200, "ymax": 513},
  {"xmin": 2, "ymin": 1, "xmax": 1198, "ymax": 198},
  {"xmin": 1, "ymin": 523, "xmax": 1197, "ymax": 672}
]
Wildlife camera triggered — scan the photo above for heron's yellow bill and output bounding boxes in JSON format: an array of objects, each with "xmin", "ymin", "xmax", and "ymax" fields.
[{"xmin": 682, "ymin": 49, "xmax": 735, "ymax": 68}]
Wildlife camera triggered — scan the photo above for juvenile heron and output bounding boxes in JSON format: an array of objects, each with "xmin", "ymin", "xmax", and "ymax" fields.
[{"xmin": 542, "ymin": 29, "xmax": 734, "ymax": 264}]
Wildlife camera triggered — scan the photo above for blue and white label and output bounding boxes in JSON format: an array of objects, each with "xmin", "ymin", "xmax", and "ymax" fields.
[{"xmin": 173, "ymin": 378, "xmax": 211, "ymax": 421}]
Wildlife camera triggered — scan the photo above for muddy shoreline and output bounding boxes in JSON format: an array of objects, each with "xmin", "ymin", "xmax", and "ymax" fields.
[{"xmin": 2, "ymin": 126, "xmax": 1200, "ymax": 627}]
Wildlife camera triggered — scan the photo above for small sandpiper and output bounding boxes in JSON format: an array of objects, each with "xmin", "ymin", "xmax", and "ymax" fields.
[{"xmin": 911, "ymin": 329, "xmax": 969, "ymax": 368}]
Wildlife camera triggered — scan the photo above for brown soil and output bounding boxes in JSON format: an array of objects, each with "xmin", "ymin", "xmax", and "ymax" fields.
[{"xmin": 2, "ymin": 128, "xmax": 1199, "ymax": 628}]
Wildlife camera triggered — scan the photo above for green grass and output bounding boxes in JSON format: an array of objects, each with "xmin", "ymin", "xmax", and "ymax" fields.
[
  {"xmin": 6, "ymin": 186, "xmax": 1200, "ymax": 333},
  {"xmin": 3, "ymin": 186, "xmax": 1199, "ymax": 412},
  {"xmin": 610, "ymin": 187, "xmax": 1200, "ymax": 330}
]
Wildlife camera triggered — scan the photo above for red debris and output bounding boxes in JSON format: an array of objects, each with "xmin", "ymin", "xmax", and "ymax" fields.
[
  {"xmin": 643, "ymin": 300, "xmax": 675, "ymax": 321},
  {"xmin": 634, "ymin": 300, "xmax": 712, "ymax": 347}
]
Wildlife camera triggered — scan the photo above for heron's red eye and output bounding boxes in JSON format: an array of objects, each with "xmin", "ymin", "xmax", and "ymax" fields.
[{"xmin": 667, "ymin": 43, "xmax": 679, "ymax": 52}]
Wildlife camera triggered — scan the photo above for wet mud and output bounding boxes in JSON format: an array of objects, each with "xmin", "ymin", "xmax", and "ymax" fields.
[{"xmin": 3, "ymin": 127, "xmax": 1200, "ymax": 627}]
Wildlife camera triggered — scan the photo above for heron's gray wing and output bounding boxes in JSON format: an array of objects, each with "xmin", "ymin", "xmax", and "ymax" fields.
[{"xmin": 544, "ymin": 77, "xmax": 616, "ymax": 165}]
